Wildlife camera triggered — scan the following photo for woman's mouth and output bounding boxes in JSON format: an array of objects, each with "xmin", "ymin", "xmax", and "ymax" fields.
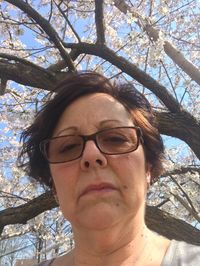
[{"xmin": 80, "ymin": 183, "xmax": 117, "ymax": 198}]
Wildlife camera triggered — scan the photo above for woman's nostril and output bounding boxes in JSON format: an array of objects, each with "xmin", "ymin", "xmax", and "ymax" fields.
[
  {"xmin": 96, "ymin": 159, "xmax": 103, "ymax": 165},
  {"xmin": 83, "ymin": 159, "xmax": 104, "ymax": 169},
  {"xmin": 84, "ymin": 161, "xmax": 90, "ymax": 168}
]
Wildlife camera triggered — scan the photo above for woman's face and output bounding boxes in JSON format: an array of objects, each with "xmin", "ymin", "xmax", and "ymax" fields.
[{"xmin": 50, "ymin": 93, "xmax": 150, "ymax": 230}]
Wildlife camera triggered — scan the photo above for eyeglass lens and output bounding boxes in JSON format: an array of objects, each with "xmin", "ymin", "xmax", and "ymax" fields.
[{"xmin": 44, "ymin": 127, "xmax": 139, "ymax": 163}]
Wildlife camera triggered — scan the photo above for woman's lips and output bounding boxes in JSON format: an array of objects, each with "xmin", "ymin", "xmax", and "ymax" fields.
[{"xmin": 80, "ymin": 183, "xmax": 117, "ymax": 198}]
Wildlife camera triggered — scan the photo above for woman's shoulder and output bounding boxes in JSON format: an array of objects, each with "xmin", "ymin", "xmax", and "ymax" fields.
[{"xmin": 161, "ymin": 239, "xmax": 200, "ymax": 266}]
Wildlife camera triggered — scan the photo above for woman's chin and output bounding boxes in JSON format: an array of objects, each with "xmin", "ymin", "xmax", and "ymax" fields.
[{"xmin": 73, "ymin": 202, "xmax": 124, "ymax": 230}]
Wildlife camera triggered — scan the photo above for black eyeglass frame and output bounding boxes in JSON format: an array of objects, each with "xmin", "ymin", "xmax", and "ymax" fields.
[{"xmin": 39, "ymin": 126, "xmax": 144, "ymax": 164}]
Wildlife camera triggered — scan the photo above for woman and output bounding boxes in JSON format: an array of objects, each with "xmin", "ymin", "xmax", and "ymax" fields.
[{"xmin": 19, "ymin": 72, "xmax": 200, "ymax": 265}]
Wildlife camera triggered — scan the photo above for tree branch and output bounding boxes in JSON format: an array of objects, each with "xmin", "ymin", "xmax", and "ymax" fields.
[
  {"xmin": 114, "ymin": 0, "xmax": 200, "ymax": 87},
  {"xmin": 0, "ymin": 59, "xmax": 60, "ymax": 90},
  {"xmin": 0, "ymin": 191, "xmax": 58, "ymax": 235},
  {"xmin": 145, "ymin": 25, "xmax": 200, "ymax": 86},
  {"xmin": 162, "ymin": 166, "xmax": 200, "ymax": 177},
  {"xmin": 64, "ymin": 42, "xmax": 181, "ymax": 113},
  {"xmin": 95, "ymin": 0, "xmax": 106, "ymax": 44},
  {"xmin": 0, "ymin": 48, "xmax": 79, "ymax": 90},
  {"xmin": 0, "ymin": 53, "xmax": 55, "ymax": 78},
  {"xmin": 47, "ymin": 49, "xmax": 80, "ymax": 72},
  {"xmin": 53, "ymin": 0, "xmax": 81, "ymax": 43},
  {"xmin": 160, "ymin": 60, "xmax": 178, "ymax": 102},
  {"xmin": 169, "ymin": 175, "xmax": 199, "ymax": 216},
  {"xmin": 0, "ymin": 78, "xmax": 7, "ymax": 95},
  {"xmin": 1, "ymin": 45, "xmax": 199, "ymax": 161},
  {"xmin": 170, "ymin": 191, "xmax": 200, "ymax": 223},
  {"xmin": 155, "ymin": 111, "xmax": 200, "ymax": 160},
  {"xmin": 5, "ymin": 0, "xmax": 75, "ymax": 71},
  {"xmin": 145, "ymin": 205, "xmax": 200, "ymax": 245}
]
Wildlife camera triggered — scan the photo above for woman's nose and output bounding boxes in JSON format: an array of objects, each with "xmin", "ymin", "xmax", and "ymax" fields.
[{"xmin": 80, "ymin": 140, "xmax": 107, "ymax": 171}]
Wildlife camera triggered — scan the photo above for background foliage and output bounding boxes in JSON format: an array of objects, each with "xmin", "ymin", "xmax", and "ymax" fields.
[{"xmin": 0, "ymin": 0, "xmax": 200, "ymax": 264}]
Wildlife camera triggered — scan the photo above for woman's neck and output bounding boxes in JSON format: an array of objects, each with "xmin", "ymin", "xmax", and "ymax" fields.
[{"xmin": 72, "ymin": 219, "xmax": 154, "ymax": 266}]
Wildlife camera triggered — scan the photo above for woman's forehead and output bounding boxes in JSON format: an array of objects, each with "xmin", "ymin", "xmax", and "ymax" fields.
[
  {"xmin": 61, "ymin": 93, "xmax": 130, "ymax": 116},
  {"xmin": 53, "ymin": 93, "xmax": 133, "ymax": 135}
]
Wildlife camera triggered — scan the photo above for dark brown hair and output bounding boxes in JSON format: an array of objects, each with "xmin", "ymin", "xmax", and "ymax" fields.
[{"xmin": 18, "ymin": 71, "xmax": 164, "ymax": 188}]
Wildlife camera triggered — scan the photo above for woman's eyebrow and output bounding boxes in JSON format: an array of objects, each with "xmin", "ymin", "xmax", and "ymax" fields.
[
  {"xmin": 55, "ymin": 120, "xmax": 124, "ymax": 136},
  {"xmin": 56, "ymin": 126, "xmax": 78, "ymax": 136},
  {"xmin": 99, "ymin": 119, "xmax": 121, "ymax": 126}
]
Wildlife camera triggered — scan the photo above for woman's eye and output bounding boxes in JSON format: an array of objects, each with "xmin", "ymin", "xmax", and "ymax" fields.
[
  {"xmin": 58, "ymin": 143, "xmax": 80, "ymax": 153},
  {"xmin": 104, "ymin": 136, "xmax": 127, "ymax": 143}
]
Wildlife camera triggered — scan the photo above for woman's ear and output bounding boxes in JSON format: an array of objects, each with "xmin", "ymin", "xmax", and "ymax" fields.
[
  {"xmin": 52, "ymin": 182, "xmax": 59, "ymax": 205},
  {"xmin": 146, "ymin": 164, "xmax": 152, "ymax": 189},
  {"xmin": 146, "ymin": 172, "xmax": 151, "ymax": 183}
]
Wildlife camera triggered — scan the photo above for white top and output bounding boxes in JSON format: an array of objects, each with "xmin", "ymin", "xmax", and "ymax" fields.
[
  {"xmin": 35, "ymin": 240, "xmax": 200, "ymax": 266},
  {"xmin": 161, "ymin": 240, "xmax": 200, "ymax": 266}
]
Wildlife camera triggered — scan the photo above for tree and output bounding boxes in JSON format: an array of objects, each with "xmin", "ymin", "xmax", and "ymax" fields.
[
  {"xmin": 0, "ymin": 235, "xmax": 35, "ymax": 265},
  {"xmin": 0, "ymin": 0, "xmax": 200, "ymax": 255}
]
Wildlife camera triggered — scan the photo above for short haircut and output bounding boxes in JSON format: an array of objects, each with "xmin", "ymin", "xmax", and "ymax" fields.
[{"xmin": 18, "ymin": 71, "xmax": 164, "ymax": 188}]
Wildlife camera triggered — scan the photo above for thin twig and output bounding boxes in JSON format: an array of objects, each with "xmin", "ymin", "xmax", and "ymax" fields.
[
  {"xmin": 53, "ymin": 0, "xmax": 81, "ymax": 43},
  {"xmin": 170, "ymin": 191, "xmax": 200, "ymax": 223},
  {"xmin": 160, "ymin": 60, "xmax": 179, "ymax": 102},
  {"xmin": 156, "ymin": 198, "xmax": 170, "ymax": 208},
  {"xmin": 169, "ymin": 175, "xmax": 197, "ymax": 214},
  {"xmin": 0, "ymin": 190, "xmax": 29, "ymax": 202},
  {"xmin": 6, "ymin": 0, "xmax": 75, "ymax": 71}
]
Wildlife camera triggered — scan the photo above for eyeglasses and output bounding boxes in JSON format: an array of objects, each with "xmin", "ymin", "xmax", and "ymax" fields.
[{"xmin": 39, "ymin": 126, "xmax": 143, "ymax": 164}]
